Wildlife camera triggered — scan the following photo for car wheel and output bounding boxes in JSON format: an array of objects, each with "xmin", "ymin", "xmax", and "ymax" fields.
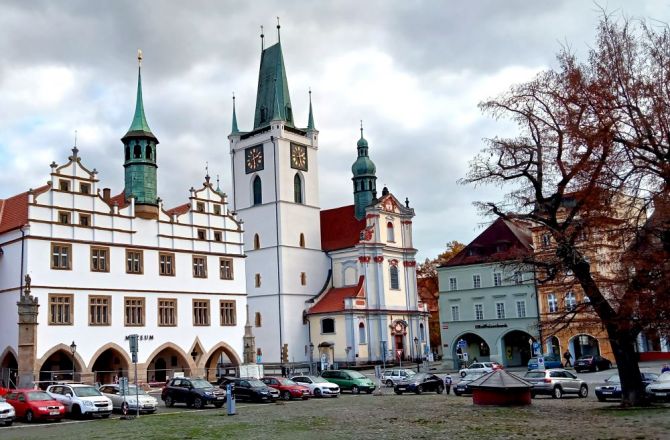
[
  {"xmin": 121, "ymin": 401, "xmax": 129, "ymax": 415},
  {"xmin": 281, "ymin": 391, "xmax": 291, "ymax": 401},
  {"xmin": 579, "ymin": 385, "xmax": 588, "ymax": 398},
  {"xmin": 101, "ymin": 414, "xmax": 111, "ymax": 419},
  {"xmin": 25, "ymin": 410, "xmax": 34, "ymax": 423},
  {"xmin": 314, "ymin": 388, "xmax": 322, "ymax": 397},
  {"xmin": 72, "ymin": 405, "xmax": 82, "ymax": 419},
  {"xmin": 351, "ymin": 385, "xmax": 360, "ymax": 394},
  {"xmin": 386, "ymin": 380, "xmax": 394, "ymax": 387},
  {"xmin": 597, "ymin": 396, "xmax": 606, "ymax": 402},
  {"xmin": 4, "ymin": 420, "xmax": 13, "ymax": 427},
  {"xmin": 552, "ymin": 387, "xmax": 563, "ymax": 399},
  {"xmin": 454, "ymin": 391, "xmax": 461, "ymax": 397},
  {"xmin": 395, "ymin": 390, "xmax": 403, "ymax": 395},
  {"xmin": 194, "ymin": 397, "xmax": 205, "ymax": 409},
  {"xmin": 460, "ymin": 371, "xmax": 466, "ymax": 378},
  {"xmin": 437, "ymin": 385, "xmax": 444, "ymax": 394},
  {"xmin": 214, "ymin": 402, "xmax": 224, "ymax": 408},
  {"xmin": 416, "ymin": 385, "xmax": 423, "ymax": 395},
  {"xmin": 164, "ymin": 396, "xmax": 174, "ymax": 408},
  {"xmin": 594, "ymin": 365, "xmax": 599, "ymax": 372}
]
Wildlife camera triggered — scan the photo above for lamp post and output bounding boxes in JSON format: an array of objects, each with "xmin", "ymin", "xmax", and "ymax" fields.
[
  {"xmin": 345, "ymin": 347, "xmax": 351, "ymax": 368},
  {"xmin": 69, "ymin": 341, "xmax": 77, "ymax": 381},
  {"xmin": 309, "ymin": 342, "xmax": 314, "ymax": 375},
  {"xmin": 413, "ymin": 337, "xmax": 420, "ymax": 373}
]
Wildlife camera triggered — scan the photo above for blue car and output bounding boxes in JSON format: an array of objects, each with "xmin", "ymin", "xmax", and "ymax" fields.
[{"xmin": 528, "ymin": 354, "xmax": 563, "ymax": 370}]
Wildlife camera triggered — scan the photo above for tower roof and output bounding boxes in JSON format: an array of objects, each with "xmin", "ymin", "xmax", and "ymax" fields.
[
  {"xmin": 352, "ymin": 125, "xmax": 376, "ymax": 176},
  {"xmin": 123, "ymin": 52, "xmax": 157, "ymax": 141},
  {"xmin": 231, "ymin": 94, "xmax": 240, "ymax": 135},
  {"xmin": 253, "ymin": 42, "xmax": 294, "ymax": 129},
  {"xmin": 307, "ymin": 89, "xmax": 315, "ymax": 131}
]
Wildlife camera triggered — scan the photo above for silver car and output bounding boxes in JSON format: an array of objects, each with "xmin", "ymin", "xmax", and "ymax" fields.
[
  {"xmin": 524, "ymin": 368, "xmax": 588, "ymax": 399},
  {"xmin": 381, "ymin": 368, "xmax": 416, "ymax": 387},
  {"xmin": 99, "ymin": 384, "xmax": 158, "ymax": 414}
]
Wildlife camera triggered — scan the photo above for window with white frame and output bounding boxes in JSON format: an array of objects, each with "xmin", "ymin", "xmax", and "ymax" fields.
[
  {"xmin": 449, "ymin": 277, "xmax": 457, "ymax": 291},
  {"xmin": 565, "ymin": 291, "xmax": 577, "ymax": 311},
  {"xmin": 493, "ymin": 272, "xmax": 502, "ymax": 286},
  {"xmin": 496, "ymin": 302, "xmax": 506, "ymax": 319},
  {"xmin": 516, "ymin": 300, "xmax": 527, "ymax": 318},
  {"xmin": 474, "ymin": 304, "xmax": 484, "ymax": 320},
  {"xmin": 472, "ymin": 274, "xmax": 481, "ymax": 289},
  {"xmin": 451, "ymin": 305, "xmax": 460, "ymax": 321},
  {"xmin": 547, "ymin": 293, "xmax": 558, "ymax": 313},
  {"xmin": 514, "ymin": 271, "xmax": 523, "ymax": 284}
]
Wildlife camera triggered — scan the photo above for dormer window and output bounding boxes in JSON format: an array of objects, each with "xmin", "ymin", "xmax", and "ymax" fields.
[
  {"xmin": 59, "ymin": 180, "xmax": 70, "ymax": 191},
  {"xmin": 80, "ymin": 183, "xmax": 90, "ymax": 194},
  {"xmin": 196, "ymin": 202, "xmax": 205, "ymax": 213}
]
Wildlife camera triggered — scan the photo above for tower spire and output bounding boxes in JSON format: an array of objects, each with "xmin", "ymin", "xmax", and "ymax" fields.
[
  {"xmin": 260, "ymin": 25, "xmax": 264, "ymax": 51},
  {"xmin": 231, "ymin": 93, "xmax": 240, "ymax": 134},
  {"xmin": 351, "ymin": 122, "xmax": 377, "ymax": 220},
  {"xmin": 276, "ymin": 16, "xmax": 281, "ymax": 43},
  {"xmin": 307, "ymin": 88, "xmax": 315, "ymax": 131},
  {"xmin": 126, "ymin": 49, "xmax": 154, "ymax": 136}
]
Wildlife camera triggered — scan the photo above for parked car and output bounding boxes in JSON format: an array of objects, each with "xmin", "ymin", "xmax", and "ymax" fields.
[
  {"xmin": 393, "ymin": 373, "xmax": 444, "ymax": 395},
  {"xmin": 161, "ymin": 377, "xmax": 226, "ymax": 409},
  {"xmin": 574, "ymin": 355, "xmax": 613, "ymax": 373},
  {"xmin": 46, "ymin": 383, "xmax": 112, "ymax": 418},
  {"xmin": 381, "ymin": 368, "xmax": 416, "ymax": 387},
  {"xmin": 320, "ymin": 370, "xmax": 376, "ymax": 394},
  {"xmin": 219, "ymin": 377, "xmax": 278, "ymax": 403},
  {"xmin": 595, "ymin": 372, "xmax": 659, "ymax": 402},
  {"xmin": 459, "ymin": 362, "xmax": 496, "ymax": 378},
  {"xmin": 99, "ymin": 383, "xmax": 159, "ymax": 413},
  {"xmin": 0, "ymin": 395, "xmax": 16, "ymax": 426},
  {"xmin": 4, "ymin": 389, "xmax": 65, "ymax": 422},
  {"xmin": 646, "ymin": 371, "xmax": 670, "ymax": 402},
  {"xmin": 290, "ymin": 375, "xmax": 340, "ymax": 397},
  {"xmin": 453, "ymin": 372, "xmax": 487, "ymax": 396},
  {"xmin": 261, "ymin": 377, "xmax": 310, "ymax": 400},
  {"xmin": 524, "ymin": 369, "xmax": 588, "ymax": 398},
  {"xmin": 527, "ymin": 354, "xmax": 563, "ymax": 370}
]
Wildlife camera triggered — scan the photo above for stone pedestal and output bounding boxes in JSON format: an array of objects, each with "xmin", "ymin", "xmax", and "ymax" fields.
[
  {"xmin": 243, "ymin": 305, "xmax": 256, "ymax": 364},
  {"xmin": 17, "ymin": 275, "xmax": 39, "ymax": 389}
]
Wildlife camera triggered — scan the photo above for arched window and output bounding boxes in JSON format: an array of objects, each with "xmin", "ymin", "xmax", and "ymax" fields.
[
  {"xmin": 358, "ymin": 322, "xmax": 366, "ymax": 344},
  {"xmin": 125, "ymin": 146, "xmax": 130, "ymax": 161},
  {"xmin": 133, "ymin": 144, "xmax": 142, "ymax": 159},
  {"xmin": 294, "ymin": 173, "xmax": 303, "ymax": 204},
  {"xmin": 299, "ymin": 233, "xmax": 305, "ymax": 248},
  {"xmin": 419, "ymin": 323, "xmax": 425, "ymax": 341},
  {"xmin": 390, "ymin": 266, "xmax": 399, "ymax": 289},
  {"xmin": 255, "ymin": 312, "xmax": 262, "ymax": 327},
  {"xmin": 387, "ymin": 222, "xmax": 395, "ymax": 242},
  {"xmin": 253, "ymin": 176, "xmax": 262, "ymax": 206},
  {"xmin": 145, "ymin": 144, "xmax": 152, "ymax": 160},
  {"xmin": 300, "ymin": 272, "xmax": 307, "ymax": 286},
  {"xmin": 321, "ymin": 318, "xmax": 335, "ymax": 334},
  {"xmin": 565, "ymin": 291, "xmax": 576, "ymax": 311},
  {"xmin": 253, "ymin": 234, "xmax": 260, "ymax": 250}
]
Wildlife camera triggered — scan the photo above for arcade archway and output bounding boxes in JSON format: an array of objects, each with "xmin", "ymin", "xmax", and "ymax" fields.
[
  {"xmin": 500, "ymin": 330, "xmax": 536, "ymax": 367},
  {"xmin": 146, "ymin": 344, "xmax": 192, "ymax": 383},
  {"xmin": 0, "ymin": 348, "xmax": 18, "ymax": 388},
  {"xmin": 453, "ymin": 333, "xmax": 490, "ymax": 367},
  {"xmin": 569, "ymin": 334, "xmax": 600, "ymax": 359},
  {"xmin": 89, "ymin": 345, "xmax": 131, "ymax": 385},
  {"xmin": 203, "ymin": 342, "xmax": 240, "ymax": 382},
  {"xmin": 37, "ymin": 345, "xmax": 86, "ymax": 387}
]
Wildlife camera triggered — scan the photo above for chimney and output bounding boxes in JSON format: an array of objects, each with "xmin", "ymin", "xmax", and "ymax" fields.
[{"xmin": 103, "ymin": 188, "xmax": 111, "ymax": 201}]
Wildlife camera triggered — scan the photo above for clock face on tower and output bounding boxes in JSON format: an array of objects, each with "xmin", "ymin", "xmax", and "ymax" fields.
[
  {"xmin": 290, "ymin": 144, "xmax": 308, "ymax": 171},
  {"xmin": 245, "ymin": 145, "xmax": 264, "ymax": 174}
]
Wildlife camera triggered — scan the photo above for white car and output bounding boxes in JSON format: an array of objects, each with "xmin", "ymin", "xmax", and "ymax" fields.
[
  {"xmin": 99, "ymin": 383, "xmax": 158, "ymax": 413},
  {"xmin": 458, "ymin": 362, "xmax": 496, "ymax": 378},
  {"xmin": 290, "ymin": 375, "xmax": 340, "ymax": 397},
  {"xmin": 381, "ymin": 368, "xmax": 416, "ymax": 387},
  {"xmin": 646, "ymin": 371, "xmax": 670, "ymax": 402},
  {"xmin": 47, "ymin": 383, "xmax": 113, "ymax": 418},
  {"xmin": 0, "ymin": 395, "xmax": 16, "ymax": 426}
]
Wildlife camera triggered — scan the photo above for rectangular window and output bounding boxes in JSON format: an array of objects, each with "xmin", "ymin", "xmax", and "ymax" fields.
[
  {"xmin": 541, "ymin": 233, "xmax": 551, "ymax": 248},
  {"xmin": 451, "ymin": 305, "xmax": 460, "ymax": 321},
  {"xmin": 49, "ymin": 294, "xmax": 73, "ymax": 325},
  {"xmin": 219, "ymin": 258, "xmax": 233, "ymax": 280},
  {"xmin": 126, "ymin": 249, "xmax": 143, "ymax": 274},
  {"xmin": 389, "ymin": 266, "xmax": 400, "ymax": 289},
  {"xmin": 514, "ymin": 271, "xmax": 523, "ymax": 285},
  {"xmin": 472, "ymin": 274, "xmax": 481, "ymax": 289},
  {"xmin": 91, "ymin": 246, "xmax": 109, "ymax": 272},
  {"xmin": 496, "ymin": 302, "xmax": 505, "ymax": 319},
  {"xmin": 79, "ymin": 183, "xmax": 90, "ymax": 194},
  {"xmin": 516, "ymin": 300, "xmax": 527, "ymax": 318},
  {"xmin": 159, "ymin": 252, "xmax": 175, "ymax": 276},
  {"xmin": 89, "ymin": 296, "xmax": 111, "ymax": 326},
  {"xmin": 158, "ymin": 298, "xmax": 177, "ymax": 326},
  {"xmin": 474, "ymin": 304, "xmax": 484, "ymax": 320},
  {"xmin": 213, "ymin": 204, "xmax": 221, "ymax": 215},
  {"xmin": 58, "ymin": 211, "xmax": 71, "ymax": 225},
  {"xmin": 220, "ymin": 300, "xmax": 236, "ymax": 326},
  {"xmin": 79, "ymin": 214, "xmax": 90, "ymax": 227},
  {"xmin": 59, "ymin": 180, "xmax": 70, "ymax": 191},
  {"xmin": 493, "ymin": 272, "xmax": 502, "ymax": 287},
  {"xmin": 197, "ymin": 229, "xmax": 206, "ymax": 240},
  {"xmin": 124, "ymin": 297, "xmax": 145, "ymax": 326},
  {"xmin": 214, "ymin": 231, "xmax": 222, "ymax": 242},
  {"xmin": 193, "ymin": 256, "xmax": 207, "ymax": 278},
  {"xmin": 51, "ymin": 243, "xmax": 72, "ymax": 270},
  {"xmin": 255, "ymin": 273, "xmax": 261, "ymax": 287},
  {"xmin": 193, "ymin": 299, "xmax": 210, "ymax": 326},
  {"xmin": 547, "ymin": 293, "xmax": 558, "ymax": 313},
  {"xmin": 449, "ymin": 277, "xmax": 457, "ymax": 291},
  {"xmin": 196, "ymin": 202, "xmax": 205, "ymax": 213}
]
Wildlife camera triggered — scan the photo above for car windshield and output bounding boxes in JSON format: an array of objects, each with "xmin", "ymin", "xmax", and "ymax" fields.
[
  {"xmin": 525, "ymin": 372, "xmax": 545, "ymax": 379},
  {"xmin": 247, "ymin": 379, "xmax": 266, "ymax": 387},
  {"xmin": 190, "ymin": 379, "xmax": 213, "ymax": 389},
  {"xmin": 278, "ymin": 378, "xmax": 297, "ymax": 386},
  {"xmin": 310, "ymin": 377, "xmax": 330, "ymax": 384},
  {"xmin": 412, "ymin": 373, "xmax": 428, "ymax": 381},
  {"xmin": 74, "ymin": 386, "xmax": 102, "ymax": 397},
  {"xmin": 121, "ymin": 386, "xmax": 148, "ymax": 396},
  {"xmin": 657, "ymin": 372, "xmax": 670, "ymax": 382},
  {"xmin": 347, "ymin": 371, "xmax": 366, "ymax": 379},
  {"xmin": 27, "ymin": 391, "xmax": 53, "ymax": 401},
  {"xmin": 606, "ymin": 374, "xmax": 621, "ymax": 384}
]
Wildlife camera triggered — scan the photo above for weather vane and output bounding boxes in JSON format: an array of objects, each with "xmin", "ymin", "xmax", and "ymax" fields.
[{"xmin": 137, "ymin": 49, "xmax": 143, "ymax": 66}]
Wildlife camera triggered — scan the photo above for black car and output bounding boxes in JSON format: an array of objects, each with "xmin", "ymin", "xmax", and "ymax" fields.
[
  {"xmin": 453, "ymin": 372, "xmax": 486, "ymax": 396},
  {"xmin": 595, "ymin": 372, "xmax": 659, "ymax": 402},
  {"xmin": 394, "ymin": 373, "xmax": 444, "ymax": 395},
  {"xmin": 219, "ymin": 377, "xmax": 278, "ymax": 403},
  {"xmin": 575, "ymin": 355, "xmax": 612, "ymax": 373},
  {"xmin": 161, "ymin": 377, "xmax": 226, "ymax": 409}
]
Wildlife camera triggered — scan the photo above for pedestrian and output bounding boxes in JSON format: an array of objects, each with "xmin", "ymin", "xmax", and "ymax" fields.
[
  {"xmin": 563, "ymin": 350, "xmax": 572, "ymax": 368},
  {"xmin": 443, "ymin": 374, "xmax": 452, "ymax": 395},
  {"xmin": 661, "ymin": 364, "xmax": 670, "ymax": 374}
]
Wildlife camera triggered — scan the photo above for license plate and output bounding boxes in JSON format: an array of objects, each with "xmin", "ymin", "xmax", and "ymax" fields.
[
  {"xmin": 216, "ymin": 396, "xmax": 224, "ymax": 400},
  {"xmin": 655, "ymin": 392, "xmax": 667, "ymax": 396},
  {"xmin": 143, "ymin": 404, "xmax": 153, "ymax": 408},
  {"xmin": 50, "ymin": 410, "xmax": 60, "ymax": 416},
  {"xmin": 602, "ymin": 391, "xmax": 612, "ymax": 395}
]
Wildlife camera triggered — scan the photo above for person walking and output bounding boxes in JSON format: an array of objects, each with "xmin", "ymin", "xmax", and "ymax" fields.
[
  {"xmin": 563, "ymin": 350, "xmax": 572, "ymax": 368},
  {"xmin": 661, "ymin": 363, "xmax": 670, "ymax": 374},
  {"xmin": 443, "ymin": 374, "xmax": 453, "ymax": 395}
]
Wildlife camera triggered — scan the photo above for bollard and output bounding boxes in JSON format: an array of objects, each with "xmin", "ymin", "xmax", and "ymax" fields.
[{"xmin": 226, "ymin": 383, "xmax": 236, "ymax": 415}]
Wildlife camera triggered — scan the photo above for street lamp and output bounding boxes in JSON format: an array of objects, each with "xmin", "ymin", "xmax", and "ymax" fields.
[
  {"xmin": 69, "ymin": 341, "xmax": 77, "ymax": 381},
  {"xmin": 309, "ymin": 342, "xmax": 314, "ymax": 375},
  {"xmin": 413, "ymin": 337, "xmax": 420, "ymax": 373}
]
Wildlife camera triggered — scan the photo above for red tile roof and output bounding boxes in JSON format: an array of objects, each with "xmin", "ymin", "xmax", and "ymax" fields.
[
  {"xmin": 108, "ymin": 191, "xmax": 129, "ymax": 209},
  {"xmin": 308, "ymin": 276, "xmax": 365, "ymax": 314},
  {"xmin": 0, "ymin": 185, "xmax": 49, "ymax": 234},
  {"xmin": 166, "ymin": 203, "xmax": 190, "ymax": 217},
  {"xmin": 320, "ymin": 205, "xmax": 365, "ymax": 252},
  {"xmin": 443, "ymin": 218, "xmax": 533, "ymax": 267}
]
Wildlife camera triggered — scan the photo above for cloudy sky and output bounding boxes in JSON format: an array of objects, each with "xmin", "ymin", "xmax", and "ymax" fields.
[{"xmin": 0, "ymin": 0, "xmax": 665, "ymax": 260}]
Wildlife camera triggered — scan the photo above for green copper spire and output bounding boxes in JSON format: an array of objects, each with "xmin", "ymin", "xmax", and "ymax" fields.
[
  {"xmin": 231, "ymin": 93, "xmax": 240, "ymax": 135},
  {"xmin": 352, "ymin": 121, "xmax": 377, "ymax": 220},
  {"xmin": 307, "ymin": 89, "xmax": 315, "ymax": 131},
  {"xmin": 125, "ymin": 50, "xmax": 155, "ymax": 139},
  {"xmin": 253, "ymin": 42, "xmax": 294, "ymax": 129}
]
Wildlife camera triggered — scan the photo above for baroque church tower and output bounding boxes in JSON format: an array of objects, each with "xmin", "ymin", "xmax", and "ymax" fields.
[{"xmin": 229, "ymin": 26, "xmax": 329, "ymax": 363}]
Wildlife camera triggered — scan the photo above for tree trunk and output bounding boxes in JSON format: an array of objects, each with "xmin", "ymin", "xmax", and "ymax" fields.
[{"xmin": 607, "ymin": 326, "xmax": 646, "ymax": 407}]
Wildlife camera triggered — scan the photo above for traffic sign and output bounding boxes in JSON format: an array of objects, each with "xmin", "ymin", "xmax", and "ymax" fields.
[{"xmin": 458, "ymin": 339, "xmax": 467, "ymax": 349}]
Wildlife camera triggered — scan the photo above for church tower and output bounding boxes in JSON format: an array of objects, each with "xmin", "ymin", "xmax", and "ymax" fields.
[
  {"xmin": 352, "ymin": 125, "xmax": 377, "ymax": 219},
  {"xmin": 229, "ymin": 26, "xmax": 329, "ymax": 363},
  {"xmin": 122, "ymin": 50, "xmax": 159, "ymax": 219}
]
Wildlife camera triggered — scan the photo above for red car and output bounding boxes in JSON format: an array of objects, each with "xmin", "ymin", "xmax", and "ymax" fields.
[
  {"xmin": 4, "ymin": 389, "xmax": 65, "ymax": 422},
  {"xmin": 260, "ymin": 377, "xmax": 310, "ymax": 400}
]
